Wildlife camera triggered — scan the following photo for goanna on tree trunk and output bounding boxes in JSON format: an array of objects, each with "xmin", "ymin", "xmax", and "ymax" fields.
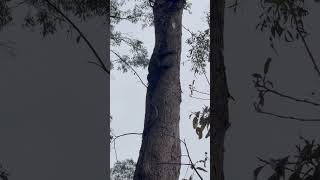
[{"xmin": 133, "ymin": 0, "xmax": 185, "ymax": 180}]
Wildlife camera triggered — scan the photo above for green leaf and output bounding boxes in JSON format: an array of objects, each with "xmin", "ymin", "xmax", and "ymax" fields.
[
  {"xmin": 196, "ymin": 127, "xmax": 203, "ymax": 139},
  {"xmin": 254, "ymin": 165, "xmax": 265, "ymax": 180},
  {"xmin": 76, "ymin": 35, "xmax": 81, "ymax": 43},
  {"xmin": 264, "ymin": 57, "xmax": 272, "ymax": 74},
  {"xmin": 193, "ymin": 117, "xmax": 198, "ymax": 129},
  {"xmin": 258, "ymin": 91, "xmax": 265, "ymax": 106},
  {"xmin": 195, "ymin": 111, "xmax": 200, "ymax": 118},
  {"xmin": 205, "ymin": 129, "xmax": 210, "ymax": 138},
  {"xmin": 252, "ymin": 73, "xmax": 263, "ymax": 79}
]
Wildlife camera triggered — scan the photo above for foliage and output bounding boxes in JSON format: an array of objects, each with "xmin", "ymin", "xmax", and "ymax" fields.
[
  {"xmin": 252, "ymin": 0, "xmax": 320, "ymax": 121},
  {"xmin": 0, "ymin": 0, "xmax": 12, "ymax": 31},
  {"xmin": 254, "ymin": 137, "xmax": 320, "ymax": 180},
  {"xmin": 256, "ymin": 0, "xmax": 309, "ymax": 52},
  {"xmin": 185, "ymin": 12, "xmax": 210, "ymax": 139},
  {"xmin": 182, "ymin": 152, "xmax": 209, "ymax": 180},
  {"xmin": 252, "ymin": 57, "xmax": 273, "ymax": 111},
  {"xmin": 0, "ymin": 164, "xmax": 9, "ymax": 180},
  {"xmin": 189, "ymin": 105, "xmax": 210, "ymax": 139},
  {"xmin": 110, "ymin": 159, "xmax": 136, "ymax": 180},
  {"xmin": 185, "ymin": 12, "xmax": 209, "ymax": 75},
  {"xmin": 110, "ymin": 0, "xmax": 192, "ymax": 72}
]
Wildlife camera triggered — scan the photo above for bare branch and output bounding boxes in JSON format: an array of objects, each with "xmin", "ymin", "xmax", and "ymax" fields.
[
  {"xmin": 256, "ymin": 84, "xmax": 320, "ymax": 107},
  {"xmin": 111, "ymin": 132, "xmax": 142, "ymax": 144},
  {"xmin": 255, "ymin": 107, "xmax": 320, "ymax": 122},
  {"xmin": 203, "ymin": 72, "xmax": 210, "ymax": 85},
  {"xmin": 189, "ymin": 95, "xmax": 210, "ymax": 101},
  {"xmin": 182, "ymin": 25, "xmax": 195, "ymax": 36},
  {"xmin": 156, "ymin": 162, "xmax": 192, "ymax": 166},
  {"xmin": 257, "ymin": 157, "xmax": 313, "ymax": 176},
  {"xmin": 288, "ymin": 2, "xmax": 320, "ymax": 79},
  {"xmin": 163, "ymin": 133, "xmax": 204, "ymax": 180},
  {"xmin": 43, "ymin": 0, "xmax": 110, "ymax": 74},
  {"xmin": 111, "ymin": 50, "xmax": 148, "ymax": 88}
]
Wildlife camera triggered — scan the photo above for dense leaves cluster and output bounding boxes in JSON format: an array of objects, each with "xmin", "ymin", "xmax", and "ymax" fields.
[
  {"xmin": 254, "ymin": 138, "xmax": 320, "ymax": 180},
  {"xmin": 0, "ymin": 164, "xmax": 9, "ymax": 180},
  {"xmin": 19, "ymin": 0, "xmax": 108, "ymax": 36},
  {"xmin": 110, "ymin": 159, "xmax": 136, "ymax": 180},
  {"xmin": 257, "ymin": 0, "xmax": 309, "ymax": 52},
  {"xmin": 0, "ymin": 0, "xmax": 12, "ymax": 31},
  {"xmin": 185, "ymin": 12, "xmax": 209, "ymax": 75},
  {"xmin": 189, "ymin": 105, "xmax": 210, "ymax": 139}
]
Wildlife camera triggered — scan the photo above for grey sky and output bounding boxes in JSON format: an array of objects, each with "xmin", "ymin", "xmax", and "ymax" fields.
[
  {"xmin": 110, "ymin": 1, "xmax": 210, "ymax": 180},
  {"xmin": 0, "ymin": 6, "xmax": 108, "ymax": 180}
]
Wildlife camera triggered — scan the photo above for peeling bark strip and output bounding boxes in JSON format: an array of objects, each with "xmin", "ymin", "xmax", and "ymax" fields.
[
  {"xmin": 210, "ymin": 0, "xmax": 231, "ymax": 180},
  {"xmin": 133, "ymin": 0, "xmax": 185, "ymax": 180}
]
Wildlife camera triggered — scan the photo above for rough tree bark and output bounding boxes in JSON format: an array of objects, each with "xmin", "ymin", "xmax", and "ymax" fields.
[
  {"xmin": 210, "ymin": 0, "xmax": 231, "ymax": 180},
  {"xmin": 133, "ymin": 0, "xmax": 185, "ymax": 180}
]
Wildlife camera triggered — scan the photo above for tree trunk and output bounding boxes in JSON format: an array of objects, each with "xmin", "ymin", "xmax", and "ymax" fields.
[
  {"xmin": 133, "ymin": 1, "xmax": 185, "ymax": 180},
  {"xmin": 210, "ymin": 0, "xmax": 230, "ymax": 180}
]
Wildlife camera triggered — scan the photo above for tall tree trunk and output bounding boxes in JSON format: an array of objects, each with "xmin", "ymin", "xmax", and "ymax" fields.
[
  {"xmin": 133, "ymin": 0, "xmax": 185, "ymax": 180},
  {"xmin": 210, "ymin": 0, "xmax": 230, "ymax": 180}
]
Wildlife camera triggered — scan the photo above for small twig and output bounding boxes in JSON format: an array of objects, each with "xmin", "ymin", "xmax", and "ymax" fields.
[
  {"xmin": 192, "ymin": 89, "xmax": 210, "ymax": 96},
  {"xmin": 256, "ymin": 84, "xmax": 320, "ymax": 107},
  {"xmin": 256, "ymin": 108, "xmax": 320, "ymax": 122},
  {"xmin": 43, "ymin": 0, "xmax": 110, "ymax": 74},
  {"xmin": 156, "ymin": 162, "xmax": 192, "ymax": 166},
  {"xmin": 111, "ymin": 132, "xmax": 143, "ymax": 162},
  {"xmin": 163, "ymin": 133, "xmax": 204, "ymax": 180},
  {"xmin": 268, "ymin": 89, "xmax": 320, "ymax": 106},
  {"xmin": 110, "ymin": 15, "xmax": 138, "ymax": 20},
  {"xmin": 288, "ymin": 2, "xmax": 320, "ymax": 79},
  {"xmin": 182, "ymin": 25, "xmax": 195, "ymax": 36},
  {"xmin": 190, "ymin": 95, "xmax": 210, "ymax": 101},
  {"xmin": 8, "ymin": 0, "xmax": 28, "ymax": 9},
  {"xmin": 257, "ymin": 157, "xmax": 313, "ymax": 176},
  {"xmin": 203, "ymin": 72, "xmax": 210, "ymax": 85},
  {"xmin": 88, "ymin": 61, "xmax": 105, "ymax": 69},
  {"xmin": 111, "ymin": 132, "xmax": 142, "ymax": 144},
  {"xmin": 111, "ymin": 50, "xmax": 148, "ymax": 88}
]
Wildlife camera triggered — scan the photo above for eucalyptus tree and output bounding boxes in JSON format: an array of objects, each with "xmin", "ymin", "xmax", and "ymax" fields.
[{"xmin": 132, "ymin": 0, "xmax": 187, "ymax": 179}]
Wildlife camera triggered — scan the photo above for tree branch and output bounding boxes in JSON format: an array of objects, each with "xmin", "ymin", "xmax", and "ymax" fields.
[
  {"xmin": 163, "ymin": 133, "xmax": 204, "ymax": 180},
  {"xmin": 256, "ymin": 84, "xmax": 320, "ymax": 107},
  {"xmin": 255, "ymin": 107, "xmax": 320, "ymax": 122},
  {"xmin": 289, "ymin": 2, "xmax": 320, "ymax": 79},
  {"xmin": 43, "ymin": 0, "xmax": 110, "ymax": 74},
  {"xmin": 111, "ymin": 50, "xmax": 148, "ymax": 88}
]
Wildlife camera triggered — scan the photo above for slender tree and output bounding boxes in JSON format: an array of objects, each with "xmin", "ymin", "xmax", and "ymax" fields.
[{"xmin": 211, "ymin": 0, "xmax": 232, "ymax": 180}]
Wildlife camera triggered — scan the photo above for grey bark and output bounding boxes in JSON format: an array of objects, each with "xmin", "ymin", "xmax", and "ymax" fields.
[
  {"xmin": 210, "ymin": 0, "xmax": 231, "ymax": 180},
  {"xmin": 133, "ymin": 0, "xmax": 185, "ymax": 180}
]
